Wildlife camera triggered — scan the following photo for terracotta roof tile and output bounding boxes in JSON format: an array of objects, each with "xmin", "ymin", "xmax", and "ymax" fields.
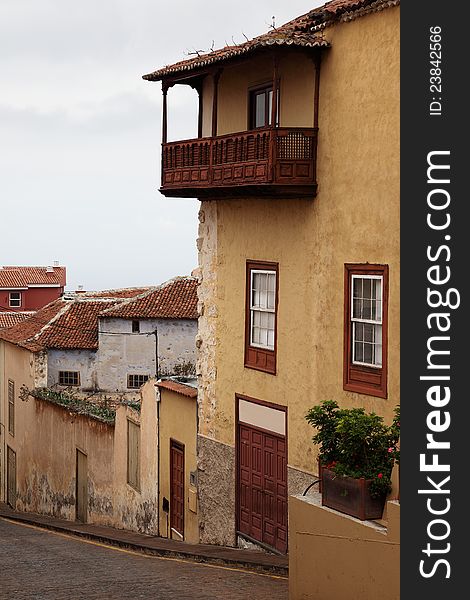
[
  {"xmin": 143, "ymin": 0, "xmax": 398, "ymax": 81},
  {"xmin": 0, "ymin": 266, "xmax": 66, "ymax": 288},
  {"xmin": 100, "ymin": 277, "xmax": 198, "ymax": 320},
  {"xmin": 38, "ymin": 300, "xmax": 122, "ymax": 350},
  {"xmin": 0, "ymin": 281, "xmax": 198, "ymax": 352},
  {"xmin": 0, "ymin": 312, "xmax": 36, "ymax": 330},
  {"xmin": 157, "ymin": 379, "xmax": 198, "ymax": 398},
  {"xmin": 0, "ymin": 300, "xmax": 67, "ymax": 351},
  {"xmin": 78, "ymin": 288, "xmax": 151, "ymax": 299}
]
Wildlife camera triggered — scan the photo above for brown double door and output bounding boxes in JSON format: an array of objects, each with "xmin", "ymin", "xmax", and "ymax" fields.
[
  {"xmin": 170, "ymin": 441, "xmax": 185, "ymax": 539},
  {"xmin": 238, "ymin": 424, "xmax": 288, "ymax": 553}
]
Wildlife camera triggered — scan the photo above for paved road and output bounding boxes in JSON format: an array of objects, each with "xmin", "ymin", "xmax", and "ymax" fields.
[{"xmin": 0, "ymin": 518, "xmax": 288, "ymax": 600}]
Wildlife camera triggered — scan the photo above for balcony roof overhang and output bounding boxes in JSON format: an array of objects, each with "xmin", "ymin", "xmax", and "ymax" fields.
[
  {"xmin": 142, "ymin": 36, "xmax": 329, "ymax": 84},
  {"xmin": 142, "ymin": 0, "xmax": 400, "ymax": 84}
]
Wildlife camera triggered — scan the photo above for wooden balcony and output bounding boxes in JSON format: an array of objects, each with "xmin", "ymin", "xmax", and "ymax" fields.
[{"xmin": 160, "ymin": 127, "xmax": 318, "ymax": 199}]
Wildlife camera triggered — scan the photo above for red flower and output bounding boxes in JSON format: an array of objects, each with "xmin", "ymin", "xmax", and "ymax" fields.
[{"xmin": 377, "ymin": 473, "xmax": 383, "ymax": 479}]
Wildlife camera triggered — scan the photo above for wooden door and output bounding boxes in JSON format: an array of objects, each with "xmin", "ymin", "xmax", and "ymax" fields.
[
  {"xmin": 238, "ymin": 424, "xmax": 287, "ymax": 553},
  {"xmin": 170, "ymin": 441, "xmax": 185, "ymax": 539},
  {"xmin": 76, "ymin": 449, "xmax": 87, "ymax": 523},
  {"xmin": 7, "ymin": 446, "xmax": 16, "ymax": 509}
]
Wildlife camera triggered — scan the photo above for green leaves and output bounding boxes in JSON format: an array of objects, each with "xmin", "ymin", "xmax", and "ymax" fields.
[{"xmin": 305, "ymin": 400, "xmax": 400, "ymax": 498}]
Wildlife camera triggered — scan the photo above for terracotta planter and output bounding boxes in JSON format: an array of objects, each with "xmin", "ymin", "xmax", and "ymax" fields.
[{"xmin": 321, "ymin": 468, "xmax": 386, "ymax": 520}]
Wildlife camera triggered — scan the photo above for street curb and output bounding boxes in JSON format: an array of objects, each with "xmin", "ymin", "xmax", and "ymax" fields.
[{"xmin": 0, "ymin": 512, "xmax": 288, "ymax": 577}]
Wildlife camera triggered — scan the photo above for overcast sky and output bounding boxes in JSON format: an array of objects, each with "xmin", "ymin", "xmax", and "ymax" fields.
[{"xmin": 1, "ymin": 0, "xmax": 322, "ymax": 292}]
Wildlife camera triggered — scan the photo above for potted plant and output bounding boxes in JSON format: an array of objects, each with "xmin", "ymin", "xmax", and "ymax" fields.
[{"xmin": 305, "ymin": 400, "xmax": 400, "ymax": 520}]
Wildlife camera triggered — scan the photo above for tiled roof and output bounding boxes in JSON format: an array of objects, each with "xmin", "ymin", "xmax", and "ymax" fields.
[
  {"xmin": 0, "ymin": 266, "xmax": 66, "ymax": 288},
  {"xmin": 76, "ymin": 288, "xmax": 151, "ymax": 299},
  {"xmin": 38, "ymin": 300, "xmax": 121, "ymax": 350},
  {"xmin": 100, "ymin": 277, "xmax": 198, "ymax": 320},
  {"xmin": 0, "ymin": 312, "xmax": 36, "ymax": 330},
  {"xmin": 143, "ymin": 0, "xmax": 398, "ymax": 81},
  {"xmin": 157, "ymin": 379, "xmax": 198, "ymax": 399},
  {"xmin": 0, "ymin": 300, "xmax": 67, "ymax": 352},
  {"xmin": 0, "ymin": 280, "xmax": 198, "ymax": 352}
]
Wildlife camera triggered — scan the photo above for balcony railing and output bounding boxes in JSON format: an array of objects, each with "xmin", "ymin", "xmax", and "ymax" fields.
[{"xmin": 160, "ymin": 127, "xmax": 318, "ymax": 198}]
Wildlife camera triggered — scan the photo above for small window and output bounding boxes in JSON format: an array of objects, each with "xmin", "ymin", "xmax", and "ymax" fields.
[
  {"xmin": 8, "ymin": 380, "xmax": 15, "ymax": 436},
  {"xmin": 127, "ymin": 419, "xmax": 141, "ymax": 491},
  {"xmin": 127, "ymin": 374, "xmax": 149, "ymax": 389},
  {"xmin": 344, "ymin": 264, "xmax": 388, "ymax": 398},
  {"xmin": 132, "ymin": 320, "xmax": 140, "ymax": 333},
  {"xmin": 58, "ymin": 371, "xmax": 80, "ymax": 386},
  {"xmin": 9, "ymin": 292, "xmax": 21, "ymax": 308},
  {"xmin": 249, "ymin": 83, "xmax": 279, "ymax": 129},
  {"xmin": 245, "ymin": 261, "xmax": 278, "ymax": 374}
]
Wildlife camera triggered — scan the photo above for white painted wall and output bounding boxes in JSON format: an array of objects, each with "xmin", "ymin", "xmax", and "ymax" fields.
[
  {"xmin": 47, "ymin": 318, "xmax": 197, "ymax": 393},
  {"xmin": 47, "ymin": 348, "xmax": 97, "ymax": 390}
]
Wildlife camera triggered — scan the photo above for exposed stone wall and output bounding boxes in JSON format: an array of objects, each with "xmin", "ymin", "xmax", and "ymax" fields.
[
  {"xmin": 34, "ymin": 350, "xmax": 48, "ymax": 388},
  {"xmin": 288, "ymin": 465, "xmax": 319, "ymax": 498},
  {"xmin": 196, "ymin": 202, "xmax": 218, "ymax": 439},
  {"xmin": 197, "ymin": 434, "xmax": 236, "ymax": 546}
]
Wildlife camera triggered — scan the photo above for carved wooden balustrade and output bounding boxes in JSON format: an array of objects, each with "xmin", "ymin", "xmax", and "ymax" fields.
[{"xmin": 160, "ymin": 127, "xmax": 318, "ymax": 198}]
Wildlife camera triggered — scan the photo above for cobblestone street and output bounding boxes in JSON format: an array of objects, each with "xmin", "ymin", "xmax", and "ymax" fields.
[{"xmin": 0, "ymin": 518, "xmax": 288, "ymax": 600}]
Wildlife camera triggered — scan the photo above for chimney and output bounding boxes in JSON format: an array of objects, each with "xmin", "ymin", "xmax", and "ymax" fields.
[
  {"xmin": 53, "ymin": 260, "xmax": 59, "ymax": 267},
  {"xmin": 76, "ymin": 285, "xmax": 86, "ymax": 294},
  {"xmin": 46, "ymin": 265, "xmax": 54, "ymax": 273}
]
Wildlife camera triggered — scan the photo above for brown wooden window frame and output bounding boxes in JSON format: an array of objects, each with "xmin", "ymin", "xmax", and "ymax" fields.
[
  {"xmin": 127, "ymin": 374, "xmax": 149, "ymax": 389},
  {"xmin": 58, "ymin": 370, "xmax": 80, "ymax": 386},
  {"xmin": 343, "ymin": 263, "xmax": 388, "ymax": 398},
  {"xmin": 8, "ymin": 380, "xmax": 15, "ymax": 436},
  {"xmin": 127, "ymin": 419, "xmax": 141, "ymax": 492},
  {"xmin": 245, "ymin": 260, "xmax": 279, "ymax": 375},
  {"xmin": 248, "ymin": 81, "xmax": 280, "ymax": 130}
]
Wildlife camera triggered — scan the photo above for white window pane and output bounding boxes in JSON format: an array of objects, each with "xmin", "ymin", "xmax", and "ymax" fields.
[
  {"xmin": 268, "ymin": 273, "xmax": 276, "ymax": 292},
  {"xmin": 363, "ymin": 299, "xmax": 372, "ymax": 320},
  {"xmin": 354, "ymin": 342, "xmax": 363, "ymax": 363},
  {"xmin": 267, "ymin": 329, "xmax": 275, "ymax": 349},
  {"xmin": 260, "ymin": 312, "xmax": 269, "ymax": 328},
  {"xmin": 268, "ymin": 90, "xmax": 273, "ymax": 125},
  {"xmin": 256, "ymin": 93, "xmax": 266, "ymax": 127},
  {"xmin": 363, "ymin": 342, "xmax": 373, "ymax": 364}
]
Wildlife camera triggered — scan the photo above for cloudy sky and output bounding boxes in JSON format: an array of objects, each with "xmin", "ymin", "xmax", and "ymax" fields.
[{"xmin": 1, "ymin": 0, "xmax": 322, "ymax": 292}]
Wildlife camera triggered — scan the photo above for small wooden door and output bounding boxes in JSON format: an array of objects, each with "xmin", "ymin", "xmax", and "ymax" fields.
[
  {"xmin": 238, "ymin": 424, "xmax": 287, "ymax": 553},
  {"xmin": 7, "ymin": 446, "xmax": 16, "ymax": 509},
  {"xmin": 76, "ymin": 449, "xmax": 87, "ymax": 523},
  {"xmin": 170, "ymin": 441, "xmax": 185, "ymax": 539}
]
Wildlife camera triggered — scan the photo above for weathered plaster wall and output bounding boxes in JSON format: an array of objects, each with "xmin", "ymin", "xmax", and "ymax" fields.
[
  {"xmin": 113, "ymin": 394, "xmax": 159, "ymax": 535},
  {"xmin": 46, "ymin": 318, "xmax": 196, "ymax": 393},
  {"xmin": 97, "ymin": 318, "xmax": 197, "ymax": 391},
  {"xmin": 197, "ymin": 7, "xmax": 400, "ymax": 547},
  {"xmin": 0, "ymin": 341, "xmax": 35, "ymax": 504},
  {"xmin": 158, "ymin": 386, "xmax": 198, "ymax": 544},
  {"xmin": 289, "ymin": 495, "xmax": 400, "ymax": 600},
  {"xmin": 17, "ymin": 399, "xmax": 115, "ymax": 525},
  {"xmin": 47, "ymin": 348, "xmax": 97, "ymax": 390}
]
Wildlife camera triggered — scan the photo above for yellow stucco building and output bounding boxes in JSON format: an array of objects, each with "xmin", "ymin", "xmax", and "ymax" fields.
[{"xmin": 145, "ymin": 1, "xmax": 399, "ymax": 586}]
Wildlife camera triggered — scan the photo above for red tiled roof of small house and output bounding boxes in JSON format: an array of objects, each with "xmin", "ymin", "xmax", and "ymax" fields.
[{"xmin": 0, "ymin": 266, "xmax": 66, "ymax": 288}]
